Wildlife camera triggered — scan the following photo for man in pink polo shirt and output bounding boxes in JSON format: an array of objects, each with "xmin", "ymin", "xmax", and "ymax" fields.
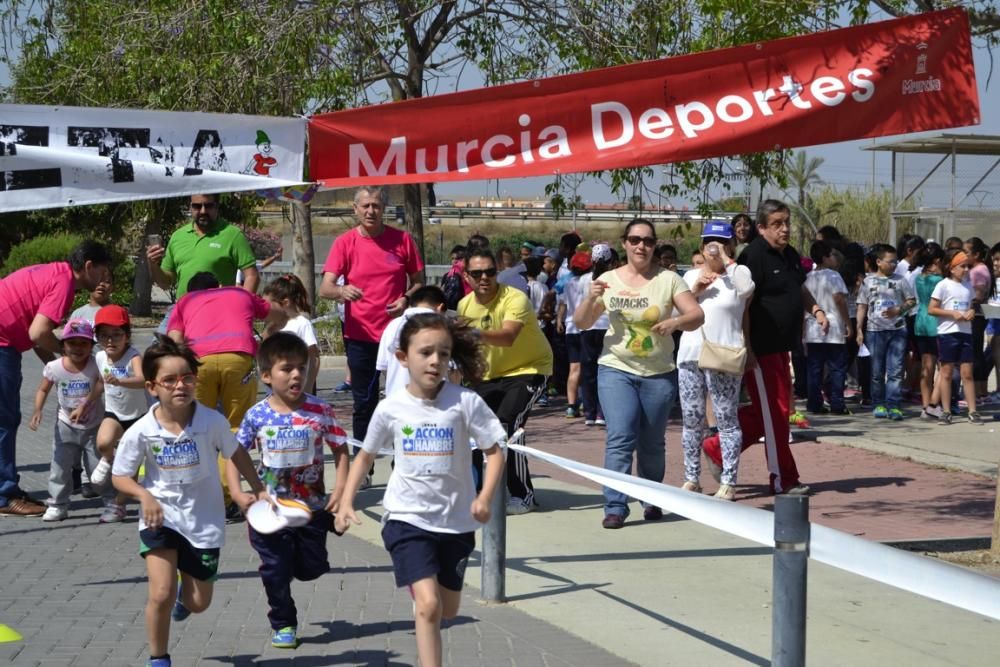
[
  {"xmin": 319, "ymin": 187, "xmax": 424, "ymax": 457},
  {"xmin": 0, "ymin": 240, "xmax": 113, "ymax": 516}
]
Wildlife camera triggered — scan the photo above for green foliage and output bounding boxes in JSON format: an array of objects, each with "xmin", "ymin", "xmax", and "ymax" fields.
[
  {"xmin": 807, "ymin": 185, "xmax": 898, "ymax": 245},
  {"xmin": 0, "ymin": 233, "xmax": 84, "ymax": 277},
  {"xmin": 312, "ymin": 296, "xmax": 344, "ymax": 356}
]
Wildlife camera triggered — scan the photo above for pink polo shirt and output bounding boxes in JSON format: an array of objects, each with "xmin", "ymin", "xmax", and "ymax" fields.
[
  {"xmin": 0, "ymin": 262, "xmax": 76, "ymax": 352},
  {"xmin": 167, "ymin": 287, "xmax": 270, "ymax": 358},
  {"xmin": 323, "ymin": 226, "xmax": 423, "ymax": 343}
]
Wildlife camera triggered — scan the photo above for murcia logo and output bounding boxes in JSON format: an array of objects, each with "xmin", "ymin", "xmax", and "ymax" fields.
[{"xmin": 902, "ymin": 42, "xmax": 942, "ymax": 95}]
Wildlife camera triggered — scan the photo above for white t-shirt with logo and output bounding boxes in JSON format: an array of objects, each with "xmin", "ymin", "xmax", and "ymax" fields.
[
  {"xmin": 43, "ymin": 356, "xmax": 102, "ymax": 430},
  {"xmin": 803, "ymin": 268, "xmax": 849, "ymax": 343},
  {"xmin": 577, "ymin": 274, "xmax": 610, "ymax": 331},
  {"xmin": 677, "ymin": 263, "xmax": 754, "ymax": 364},
  {"xmin": 112, "ymin": 403, "xmax": 239, "ymax": 548},
  {"xmin": 860, "ymin": 273, "xmax": 914, "ymax": 332},
  {"xmin": 97, "ymin": 347, "xmax": 149, "ymax": 421},
  {"xmin": 362, "ymin": 382, "xmax": 506, "ymax": 534},
  {"xmin": 558, "ymin": 275, "xmax": 587, "ymax": 335},
  {"xmin": 931, "ymin": 278, "xmax": 973, "ymax": 335}
]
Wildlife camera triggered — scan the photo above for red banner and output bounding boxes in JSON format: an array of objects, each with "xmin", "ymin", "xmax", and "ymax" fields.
[{"xmin": 309, "ymin": 8, "xmax": 979, "ymax": 187}]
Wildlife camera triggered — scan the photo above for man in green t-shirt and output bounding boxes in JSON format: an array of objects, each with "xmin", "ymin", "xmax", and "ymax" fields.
[{"xmin": 146, "ymin": 193, "xmax": 258, "ymax": 298}]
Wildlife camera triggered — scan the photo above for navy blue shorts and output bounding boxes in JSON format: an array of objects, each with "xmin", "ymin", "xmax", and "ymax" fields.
[
  {"xmin": 139, "ymin": 526, "xmax": 220, "ymax": 581},
  {"xmin": 937, "ymin": 332, "xmax": 973, "ymax": 364},
  {"xmin": 565, "ymin": 332, "xmax": 583, "ymax": 363},
  {"xmin": 381, "ymin": 520, "xmax": 475, "ymax": 591},
  {"xmin": 914, "ymin": 335, "xmax": 938, "ymax": 357}
]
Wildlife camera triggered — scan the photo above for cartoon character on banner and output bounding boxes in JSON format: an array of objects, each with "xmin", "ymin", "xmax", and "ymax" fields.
[{"xmin": 243, "ymin": 129, "xmax": 278, "ymax": 176}]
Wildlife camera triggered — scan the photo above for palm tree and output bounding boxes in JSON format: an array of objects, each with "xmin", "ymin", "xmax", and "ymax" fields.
[{"xmin": 783, "ymin": 151, "xmax": 825, "ymax": 247}]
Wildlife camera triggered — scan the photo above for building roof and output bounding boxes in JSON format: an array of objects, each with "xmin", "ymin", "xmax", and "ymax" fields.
[{"xmin": 863, "ymin": 133, "xmax": 1000, "ymax": 155}]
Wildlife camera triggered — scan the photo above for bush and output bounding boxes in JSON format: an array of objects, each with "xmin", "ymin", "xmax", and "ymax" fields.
[
  {"xmin": 242, "ymin": 227, "xmax": 282, "ymax": 259},
  {"xmin": 312, "ymin": 297, "xmax": 345, "ymax": 355},
  {"xmin": 0, "ymin": 233, "xmax": 84, "ymax": 278}
]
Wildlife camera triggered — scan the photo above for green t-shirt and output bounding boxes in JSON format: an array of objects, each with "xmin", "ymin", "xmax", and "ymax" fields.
[{"xmin": 161, "ymin": 218, "xmax": 256, "ymax": 297}]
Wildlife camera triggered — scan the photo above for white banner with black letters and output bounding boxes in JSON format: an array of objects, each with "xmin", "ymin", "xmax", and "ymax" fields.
[{"xmin": 0, "ymin": 104, "xmax": 307, "ymax": 212}]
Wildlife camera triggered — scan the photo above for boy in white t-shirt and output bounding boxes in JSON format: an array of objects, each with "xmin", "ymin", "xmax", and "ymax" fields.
[
  {"xmin": 112, "ymin": 335, "xmax": 267, "ymax": 667},
  {"xmin": 28, "ymin": 318, "xmax": 107, "ymax": 521},
  {"xmin": 856, "ymin": 244, "xmax": 915, "ymax": 420},
  {"xmin": 804, "ymin": 241, "xmax": 851, "ymax": 415},
  {"xmin": 376, "ymin": 285, "xmax": 447, "ymax": 399}
]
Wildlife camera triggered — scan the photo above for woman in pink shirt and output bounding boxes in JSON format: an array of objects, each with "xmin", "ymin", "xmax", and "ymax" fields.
[{"xmin": 964, "ymin": 237, "xmax": 993, "ymax": 398}]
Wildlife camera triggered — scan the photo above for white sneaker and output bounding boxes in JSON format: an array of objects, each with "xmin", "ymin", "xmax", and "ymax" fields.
[
  {"xmin": 42, "ymin": 506, "xmax": 67, "ymax": 522},
  {"xmin": 714, "ymin": 484, "xmax": 736, "ymax": 501},
  {"xmin": 99, "ymin": 503, "xmax": 126, "ymax": 524},
  {"xmin": 505, "ymin": 497, "xmax": 533, "ymax": 515},
  {"xmin": 90, "ymin": 458, "xmax": 112, "ymax": 486}
]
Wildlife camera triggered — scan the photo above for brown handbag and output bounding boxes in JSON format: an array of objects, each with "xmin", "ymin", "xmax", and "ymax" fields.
[{"xmin": 697, "ymin": 329, "xmax": 747, "ymax": 376}]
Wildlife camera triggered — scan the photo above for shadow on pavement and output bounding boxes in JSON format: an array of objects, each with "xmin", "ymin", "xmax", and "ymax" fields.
[
  {"xmin": 738, "ymin": 475, "xmax": 916, "ymax": 500},
  {"xmin": 212, "ymin": 650, "xmax": 411, "ymax": 666}
]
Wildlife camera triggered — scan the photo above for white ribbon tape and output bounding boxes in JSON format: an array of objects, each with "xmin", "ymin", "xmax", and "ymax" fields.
[{"xmin": 510, "ymin": 442, "xmax": 1000, "ymax": 621}]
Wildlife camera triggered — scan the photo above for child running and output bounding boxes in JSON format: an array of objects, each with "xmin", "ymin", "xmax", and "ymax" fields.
[
  {"xmin": 336, "ymin": 313, "xmax": 506, "ymax": 667},
  {"xmin": 928, "ymin": 249, "xmax": 980, "ymax": 424},
  {"xmin": 262, "ymin": 274, "xmax": 321, "ymax": 393},
  {"xmin": 29, "ymin": 318, "xmax": 107, "ymax": 521},
  {"xmin": 111, "ymin": 335, "xmax": 268, "ymax": 667},
  {"xmin": 226, "ymin": 332, "xmax": 350, "ymax": 649},
  {"xmin": 89, "ymin": 305, "xmax": 149, "ymax": 523},
  {"xmin": 376, "ymin": 285, "xmax": 448, "ymax": 398}
]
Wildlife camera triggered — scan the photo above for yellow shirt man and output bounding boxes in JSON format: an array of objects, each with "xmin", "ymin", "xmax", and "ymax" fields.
[{"xmin": 458, "ymin": 284, "xmax": 553, "ymax": 381}]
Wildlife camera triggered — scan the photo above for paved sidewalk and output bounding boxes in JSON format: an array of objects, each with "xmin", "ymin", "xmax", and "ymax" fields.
[{"xmin": 1, "ymin": 342, "xmax": 998, "ymax": 665}]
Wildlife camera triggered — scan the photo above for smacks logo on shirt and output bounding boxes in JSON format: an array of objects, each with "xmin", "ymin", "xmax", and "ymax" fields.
[{"xmin": 400, "ymin": 424, "xmax": 455, "ymax": 456}]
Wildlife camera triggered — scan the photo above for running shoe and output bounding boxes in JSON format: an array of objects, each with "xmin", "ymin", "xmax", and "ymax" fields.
[
  {"xmin": 938, "ymin": 411, "xmax": 952, "ymax": 425},
  {"xmin": 788, "ymin": 411, "xmax": 811, "ymax": 428},
  {"xmin": 872, "ymin": 405, "xmax": 889, "ymax": 419},
  {"xmin": 887, "ymin": 408, "xmax": 904, "ymax": 421},
  {"xmin": 271, "ymin": 626, "xmax": 298, "ymax": 648}
]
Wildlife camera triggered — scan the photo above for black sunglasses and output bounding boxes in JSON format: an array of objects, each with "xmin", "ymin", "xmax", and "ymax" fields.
[
  {"xmin": 467, "ymin": 268, "xmax": 498, "ymax": 280},
  {"xmin": 625, "ymin": 235, "xmax": 656, "ymax": 247}
]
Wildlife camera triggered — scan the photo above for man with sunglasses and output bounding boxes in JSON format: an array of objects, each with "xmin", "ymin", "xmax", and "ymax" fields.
[
  {"xmin": 458, "ymin": 249, "xmax": 552, "ymax": 515},
  {"xmin": 702, "ymin": 200, "xmax": 827, "ymax": 496},
  {"xmin": 147, "ymin": 193, "xmax": 259, "ymax": 299}
]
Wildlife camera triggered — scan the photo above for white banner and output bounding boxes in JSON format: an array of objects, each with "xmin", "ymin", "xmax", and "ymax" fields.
[
  {"xmin": 0, "ymin": 103, "xmax": 307, "ymax": 212},
  {"xmin": 510, "ymin": 442, "xmax": 1000, "ymax": 622}
]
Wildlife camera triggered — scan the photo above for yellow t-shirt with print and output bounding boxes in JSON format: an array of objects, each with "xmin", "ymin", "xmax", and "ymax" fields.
[
  {"xmin": 458, "ymin": 285, "xmax": 553, "ymax": 381},
  {"xmin": 599, "ymin": 269, "xmax": 689, "ymax": 376}
]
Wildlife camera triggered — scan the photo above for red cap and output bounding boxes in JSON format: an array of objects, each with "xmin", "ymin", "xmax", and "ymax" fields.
[
  {"xmin": 94, "ymin": 305, "xmax": 130, "ymax": 329},
  {"xmin": 570, "ymin": 250, "xmax": 593, "ymax": 272}
]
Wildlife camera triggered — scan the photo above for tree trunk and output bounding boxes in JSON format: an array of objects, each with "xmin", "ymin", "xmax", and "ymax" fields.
[
  {"xmin": 289, "ymin": 200, "xmax": 316, "ymax": 315},
  {"xmin": 404, "ymin": 183, "xmax": 425, "ymax": 279},
  {"xmin": 131, "ymin": 216, "xmax": 159, "ymax": 317}
]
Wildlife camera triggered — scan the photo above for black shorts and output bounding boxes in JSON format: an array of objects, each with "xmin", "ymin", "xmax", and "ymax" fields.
[
  {"xmin": 103, "ymin": 412, "xmax": 140, "ymax": 432},
  {"xmin": 938, "ymin": 332, "xmax": 974, "ymax": 365},
  {"xmin": 565, "ymin": 332, "xmax": 583, "ymax": 363},
  {"xmin": 381, "ymin": 519, "xmax": 474, "ymax": 591},
  {"xmin": 139, "ymin": 526, "xmax": 221, "ymax": 582},
  {"xmin": 914, "ymin": 335, "xmax": 938, "ymax": 356}
]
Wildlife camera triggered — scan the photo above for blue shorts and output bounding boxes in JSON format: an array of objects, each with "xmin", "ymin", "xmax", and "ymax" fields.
[
  {"xmin": 914, "ymin": 335, "xmax": 938, "ymax": 357},
  {"xmin": 937, "ymin": 332, "xmax": 973, "ymax": 364},
  {"xmin": 565, "ymin": 332, "xmax": 583, "ymax": 363},
  {"xmin": 381, "ymin": 520, "xmax": 474, "ymax": 591}
]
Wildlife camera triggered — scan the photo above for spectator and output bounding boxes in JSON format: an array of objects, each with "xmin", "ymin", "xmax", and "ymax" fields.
[
  {"xmin": 574, "ymin": 219, "xmax": 703, "ymax": 528},
  {"xmin": 732, "ymin": 213, "xmax": 757, "ymax": 256},
  {"xmin": 964, "ymin": 237, "xmax": 992, "ymax": 399},
  {"xmin": 319, "ymin": 186, "xmax": 424, "ymax": 486},
  {"xmin": 804, "ymin": 240, "xmax": 851, "ymax": 415},
  {"xmin": 914, "ymin": 243, "xmax": 945, "ymax": 419},
  {"xmin": 458, "ymin": 249, "xmax": 553, "ymax": 515},
  {"xmin": 676, "ymin": 223, "xmax": 753, "ymax": 500},
  {"xmin": 701, "ymin": 200, "xmax": 826, "ymax": 496},
  {"xmin": 928, "ymin": 249, "xmax": 980, "ymax": 424},
  {"xmin": 0, "ymin": 240, "xmax": 113, "ymax": 516}
]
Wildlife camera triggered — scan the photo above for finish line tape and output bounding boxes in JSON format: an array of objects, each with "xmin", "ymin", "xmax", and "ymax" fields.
[{"xmin": 510, "ymin": 442, "xmax": 1000, "ymax": 622}]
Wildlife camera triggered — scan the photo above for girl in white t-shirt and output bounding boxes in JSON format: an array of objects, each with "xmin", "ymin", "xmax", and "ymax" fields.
[
  {"xmin": 335, "ymin": 313, "xmax": 506, "ymax": 667},
  {"xmin": 263, "ymin": 275, "xmax": 321, "ymax": 394},
  {"xmin": 928, "ymin": 249, "xmax": 979, "ymax": 424},
  {"xmin": 90, "ymin": 305, "xmax": 149, "ymax": 524}
]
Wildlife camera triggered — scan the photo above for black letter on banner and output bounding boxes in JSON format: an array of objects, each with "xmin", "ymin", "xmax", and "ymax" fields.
[
  {"xmin": 67, "ymin": 127, "xmax": 151, "ymax": 183},
  {"xmin": 0, "ymin": 125, "xmax": 62, "ymax": 191},
  {"xmin": 183, "ymin": 130, "xmax": 230, "ymax": 176}
]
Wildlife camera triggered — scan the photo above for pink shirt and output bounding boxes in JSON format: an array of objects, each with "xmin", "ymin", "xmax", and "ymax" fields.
[
  {"xmin": 323, "ymin": 226, "xmax": 423, "ymax": 343},
  {"xmin": 0, "ymin": 262, "xmax": 76, "ymax": 352},
  {"xmin": 167, "ymin": 287, "xmax": 270, "ymax": 358}
]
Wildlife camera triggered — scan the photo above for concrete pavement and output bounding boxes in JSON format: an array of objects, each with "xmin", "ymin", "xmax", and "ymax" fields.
[{"xmin": 1, "ymin": 339, "xmax": 999, "ymax": 665}]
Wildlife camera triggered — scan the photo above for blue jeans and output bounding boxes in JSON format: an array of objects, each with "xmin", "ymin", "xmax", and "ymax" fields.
[
  {"xmin": 867, "ymin": 329, "xmax": 906, "ymax": 409},
  {"xmin": 806, "ymin": 343, "xmax": 848, "ymax": 412},
  {"xmin": 597, "ymin": 365, "xmax": 677, "ymax": 518},
  {"xmin": 0, "ymin": 346, "xmax": 23, "ymax": 507},
  {"xmin": 345, "ymin": 338, "xmax": 381, "ymax": 441}
]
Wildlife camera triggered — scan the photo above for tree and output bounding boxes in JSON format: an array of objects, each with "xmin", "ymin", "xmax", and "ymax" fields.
[{"xmin": 1, "ymin": 0, "xmax": 348, "ymax": 311}]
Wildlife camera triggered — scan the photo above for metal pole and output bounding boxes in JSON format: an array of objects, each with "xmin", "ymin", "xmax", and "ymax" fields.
[
  {"xmin": 480, "ymin": 453, "xmax": 508, "ymax": 603},
  {"xmin": 772, "ymin": 494, "xmax": 809, "ymax": 667}
]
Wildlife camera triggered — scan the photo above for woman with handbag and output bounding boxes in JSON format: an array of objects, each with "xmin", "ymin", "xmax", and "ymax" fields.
[
  {"xmin": 675, "ymin": 222, "xmax": 754, "ymax": 501},
  {"xmin": 574, "ymin": 219, "xmax": 703, "ymax": 529}
]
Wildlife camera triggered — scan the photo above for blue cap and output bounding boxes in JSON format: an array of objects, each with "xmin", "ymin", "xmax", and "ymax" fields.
[{"xmin": 701, "ymin": 221, "xmax": 733, "ymax": 239}]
